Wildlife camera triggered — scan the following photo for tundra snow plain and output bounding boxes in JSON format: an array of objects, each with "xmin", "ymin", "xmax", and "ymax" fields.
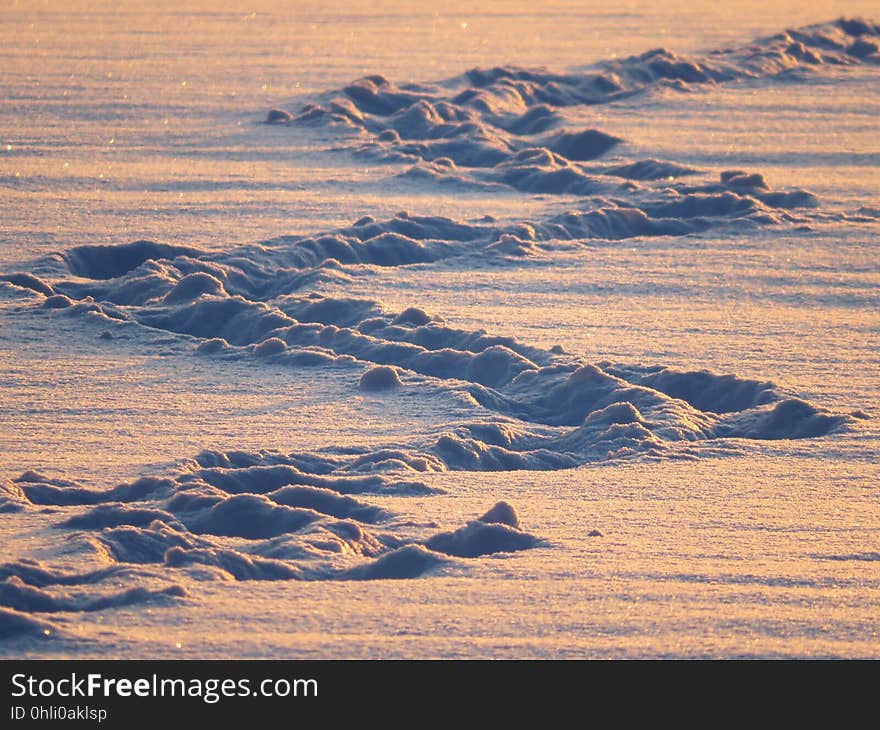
[{"xmin": 1, "ymin": 4, "xmax": 878, "ymax": 657}]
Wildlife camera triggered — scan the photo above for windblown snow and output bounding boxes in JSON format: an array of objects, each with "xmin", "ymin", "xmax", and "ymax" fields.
[{"xmin": 0, "ymin": 13, "xmax": 877, "ymax": 657}]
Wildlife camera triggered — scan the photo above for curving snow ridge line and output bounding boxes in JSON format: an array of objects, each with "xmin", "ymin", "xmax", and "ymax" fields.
[
  {"xmin": 0, "ymin": 18, "xmax": 875, "ymax": 639},
  {"xmin": 268, "ymin": 19, "xmax": 879, "ymax": 194},
  {"xmin": 2, "ymin": 461, "xmax": 545, "ymax": 588},
  {"xmin": 1, "ymin": 261, "xmax": 855, "ymax": 475}
]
